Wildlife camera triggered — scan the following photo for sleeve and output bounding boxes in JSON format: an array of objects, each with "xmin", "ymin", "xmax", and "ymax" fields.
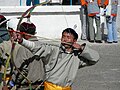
[
  {"xmin": 0, "ymin": 41, "xmax": 12, "ymax": 59},
  {"xmin": 21, "ymin": 39, "xmax": 35, "ymax": 51},
  {"xmin": 97, "ymin": 0, "xmax": 101, "ymax": 6},
  {"xmin": 79, "ymin": 45, "xmax": 100, "ymax": 66},
  {"xmin": 80, "ymin": 0, "xmax": 87, "ymax": 6},
  {"xmin": 104, "ymin": 0, "xmax": 109, "ymax": 6},
  {"xmin": 21, "ymin": 39, "xmax": 53, "ymax": 64},
  {"xmin": 15, "ymin": 46, "xmax": 33, "ymax": 68},
  {"xmin": 97, "ymin": 0, "xmax": 109, "ymax": 6}
]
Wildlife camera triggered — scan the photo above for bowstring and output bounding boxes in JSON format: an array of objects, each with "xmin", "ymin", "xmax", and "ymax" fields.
[{"xmin": 11, "ymin": 0, "xmax": 52, "ymax": 89}]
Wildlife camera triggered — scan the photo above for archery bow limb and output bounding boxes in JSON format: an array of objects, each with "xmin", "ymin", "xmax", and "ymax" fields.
[
  {"xmin": 10, "ymin": 43, "xmax": 32, "ymax": 89},
  {"xmin": 9, "ymin": 0, "xmax": 52, "ymax": 89},
  {"xmin": 2, "ymin": 53, "xmax": 11, "ymax": 90},
  {"xmin": 17, "ymin": 0, "xmax": 52, "ymax": 30},
  {"xmin": 0, "ymin": 17, "xmax": 28, "ymax": 27},
  {"xmin": 1, "ymin": 1, "xmax": 52, "ymax": 89}
]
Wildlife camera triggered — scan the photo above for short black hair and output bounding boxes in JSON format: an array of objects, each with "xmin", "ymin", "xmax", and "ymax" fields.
[
  {"xmin": 62, "ymin": 28, "xmax": 78, "ymax": 40},
  {"xmin": 19, "ymin": 22, "xmax": 36, "ymax": 35}
]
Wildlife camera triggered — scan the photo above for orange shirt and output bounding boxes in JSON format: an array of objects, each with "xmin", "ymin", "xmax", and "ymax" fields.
[
  {"xmin": 98, "ymin": 0, "xmax": 109, "ymax": 6},
  {"xmin": 80, "ymin": 0, "xmax": 109, "ymax": 6},
  {"xmin": 80, "ymin": 0, "xmax": 87, "ymax": 6},
  {"xmin": 80, "ymin": 0, "xmax": 109, "ymax": 16}
]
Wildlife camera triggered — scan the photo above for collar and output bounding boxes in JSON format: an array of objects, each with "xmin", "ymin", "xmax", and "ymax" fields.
[{"xmin": 60, "ymin": 44, "xmax": 73, "ymax": 54}]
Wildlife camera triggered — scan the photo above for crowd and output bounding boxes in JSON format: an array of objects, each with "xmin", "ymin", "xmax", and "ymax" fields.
[
  {"xmin": 80, "ymin": 0, "xmax": 118, "ymax": 43},
  {"xmin": 26, "ymin": 0, "xmax": 119, "ymax": 44}
]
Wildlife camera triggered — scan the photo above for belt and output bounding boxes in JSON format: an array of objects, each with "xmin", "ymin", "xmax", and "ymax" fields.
[{"xmin": 44, "ymin": 81, "xmax": 71, "ymax": 90}]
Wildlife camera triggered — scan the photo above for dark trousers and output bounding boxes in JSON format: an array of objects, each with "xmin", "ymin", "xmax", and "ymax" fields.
[
  {"xmin": 26, "ymin": 0, "xmax": 39, "ymax": 6},
  {"xmin": 62, "ymin": 0, "xmax": 79, "ymax": 5}
]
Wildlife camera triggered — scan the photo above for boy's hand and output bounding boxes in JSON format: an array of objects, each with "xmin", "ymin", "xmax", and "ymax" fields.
[{"xmin": 16, "ymin": 32, "xmax": 23, "ymax": 43}]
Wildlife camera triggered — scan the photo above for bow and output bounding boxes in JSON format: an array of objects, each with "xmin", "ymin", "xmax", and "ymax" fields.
[
  {"xmin": 17, "ymin": 0, "xmax": 51, "ymax": 30},
  {"xmin": 1, "ymin": 1, "xmax": 51, "ymax": 90},
  {"xmin": 10, "ymin": 1, "xmax": 51, "ymax": 90}
]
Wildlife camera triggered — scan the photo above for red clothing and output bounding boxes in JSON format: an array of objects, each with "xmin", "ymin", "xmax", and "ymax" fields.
[
  {"xmin": 98, "ymin": 0, "xmax": 109, "ymax": 6},
  {"xmin": 80, "ymin": 0, "xmax": 87, "ymax": 6},
  {"xmin": 86, "ymin": 0, "xmax": 100, "ymax": 16},
  {"xmin": 80, "ymin": 0, "xmax": 109, "ymax": 16}
]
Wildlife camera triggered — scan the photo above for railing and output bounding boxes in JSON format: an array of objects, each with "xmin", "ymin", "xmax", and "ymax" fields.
[{"xmin": 19, "ymin": 0, "xmax": 78, "ymax": 6}]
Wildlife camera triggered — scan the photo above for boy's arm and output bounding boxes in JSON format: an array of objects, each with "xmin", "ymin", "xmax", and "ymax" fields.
[
  {"xmin": 79, "ymin": 46, "xmax": 100, "ymax": 66},
  {"xmin": 21, "ymin": 39, "xmax": 35, "ymax": 51}
]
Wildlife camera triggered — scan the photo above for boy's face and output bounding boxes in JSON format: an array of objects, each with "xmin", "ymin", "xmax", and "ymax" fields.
[{"xmin": 61, "ymin": 32, "xmax": 76, "ymax": 48}]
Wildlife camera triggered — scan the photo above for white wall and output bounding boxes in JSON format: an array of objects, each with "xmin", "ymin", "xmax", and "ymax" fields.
[
  {"xmin": 0, "ymin": 0, "xmax": 26, "ymax": 6},
  {"xmin": 0, "ymin": 5, "xmax": 120, "ymax": 40},
  {"xmin": 0, "ymin": 0, "xmax": 62, "ymax": 6},
  {"xmin": 0, "ymin": 6, "xmax": 82, "ymax": 40}
]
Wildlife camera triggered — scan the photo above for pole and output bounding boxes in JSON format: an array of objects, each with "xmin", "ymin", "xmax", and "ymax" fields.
[
  {"xmin": 70, "ymin": 0, "xmax": 72, "ymax": 5},
  {"xmin": 20, "ymin": 0, "xmax": 22, "ymax": 6}
]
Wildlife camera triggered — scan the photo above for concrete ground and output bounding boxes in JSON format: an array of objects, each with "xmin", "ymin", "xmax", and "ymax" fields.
[
  {"xmin": 72, "ymin": 39, "xmax": 120, "ymax": 90},
  {"xmin": 1, "ymin": 1, "xmax": 120, "ymax": 89}
]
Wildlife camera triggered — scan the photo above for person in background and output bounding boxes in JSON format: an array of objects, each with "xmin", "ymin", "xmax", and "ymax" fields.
[
  {"xmin": 26, "ymin": 0, "xmax": 39, "ymax": 6},
  {"xmin": 80, "ymin": 0, "xmax": 88, "ymax": 40},
  {"xmin": 105, "ymin": 0, "xmax": 118, "ymax": 43},
  {"xmin": 0, "ymin": 15, "xmax": 10, "ymax": 43},
  {"xmin": 86, "ymin": 0, "xmax": 102, "ymax": 43},
  {"xmin": 15, "ymin": 27, "xmax": 99, "ymax": 90},
  {"xmin": 0, "ymin": 16, "xmax": 19, "ymax": 90},
  {"xmin": 0, "ymin": 15, "xmax": 12, "ymax": 85},
  {"xmin": 98, "ymin": 0, "xmax": 109, "ymax": 8},
  {"xmin": 11, "ymin": 22, "xmax": 44, "ymax": 90},
  {"xmin": 0, "ymin": 16, "xmax": 44, "ymax": 90},
  {"xmin": 99, "ymin": 0, "xmax": 109, "ymax": 41}
]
